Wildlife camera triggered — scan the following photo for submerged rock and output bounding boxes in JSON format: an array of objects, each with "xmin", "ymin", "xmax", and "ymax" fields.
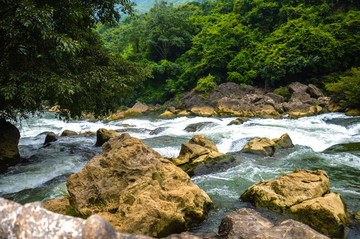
[
  {"xmin": 61, "ymin": 130, "xmax": 78, "ymax": 137},
  {"xmin": 0, "ymin": 197, "xmax": 151, "ymax": 239},
  {"xmin": 228, "ymin": 117, "xmax": 250, "ymax": 125},
  {"xmin": 0, "ymin": 120, "xmax": 20, "ymax": 173},
  {"xmin": 66, "ymin": 133, "xmax": 213, "ymax": 237},
  {"xmin": 170, "ymin": 135, "xmax": 234, "ymax": 176},
  {"xmin": 218, "ymin": 208, "xmax": 329, "ymax": 239},
  {"xmin": 323, "ymin": 142, "xmax": 360, "ymax": 156},
  {"xmin": 95, "ymin": 128, "xmax": 119, "ymax": 147},
  {"xmin": 240, "ymin": 169, "xmax": 350, "ymax": 238},
  {"xmin": 184, "ymin": 122, "xmax": 219, "ymax": 132},
  {"xmin": 43, "ymin": 131, "xmax": 58, "ymax": 146},
  {"xmin": 159, "ymin": 110, "xmax": 176, "ymax": 118},
  {"xmin": 241, "ymin": 133, "xmax": 294, "ymax": 156},
  {"xmin": 150, "ymin": 127, "xmax": 168, "ymax": 135}
]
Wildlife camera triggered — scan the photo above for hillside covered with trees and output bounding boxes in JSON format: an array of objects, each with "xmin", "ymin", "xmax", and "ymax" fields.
[{"xmin": 96, "ymin": 0, "xmax": 360, "ymax": 111}]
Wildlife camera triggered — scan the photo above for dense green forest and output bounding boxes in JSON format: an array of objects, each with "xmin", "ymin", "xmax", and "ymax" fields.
[
  {"xmin": 96, "ymin": 0, "xmax": 360, "ymax": 110},
  {"xmin": 133, "ymin": 0, "xmax": 207, "ymax": 13}
]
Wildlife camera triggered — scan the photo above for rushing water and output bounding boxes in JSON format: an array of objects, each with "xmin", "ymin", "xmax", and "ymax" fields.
[{"xmin": 1, "ymin": 112, "xmax": 360, "ymax": 237}]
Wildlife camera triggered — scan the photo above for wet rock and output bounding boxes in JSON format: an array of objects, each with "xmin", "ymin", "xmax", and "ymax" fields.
[
  {"xmin": 273, "ymin": 133, "xmax": 295, "ymax": 151},
  {"xmin": 159, "ymin": 110, "xmax": 176, "ymax": 118},
  {"xmin": 323, "ymin": 142, "xmax": 360, "ymax": 156},
  {"xmin": 79, "ymin": 131, "xmax": 96, "ymax": 137},
  {"xmin": 307, "ymin": 84, "xmax": 324, "ymax": 98},
  {"xmin": 0, "ymin": 197, "xmax": 152, "ymax": 239},
  {"xmin": 61, "ymin": 130, "xmax": 78, "ymax": 137},
  {"xmin": 184, "ymin": 122, "xmax": 219, "ymax": 132},
  {"xmin": 240, "ymin": 169, "xmax": 350, "ymax": 238},
  {"xmin": 190, "ymin": 106, "xmax": 215, "ymax": 117},
  {"xmin": 241, "ymin": 137, "xmax": 275, "ymax": 156},
  {"xmin": 241, "ymin": 134, "xmax": 294, "ymax": 156},
  {"xmin": 95, "ymin": 128, "xmax": 119, "ymax": 147},
  {"xmin": 0, "ymin": 120, "xmax": 20, "ymax": 173},
  {"xmin": 289, "ymin": 192, "xmax": 350, "ymax": 237},
  {"xmin": 170, "ymin": 135, "xmax": 234, "ymax": 176},
  {"xmin": 150, "ymin": 127, "xmax": 168, "ymax": 135},
  {"xmin": 107, "ymin": 111, "xmax": 125, "ymax": 122},
  {"xmin": 124, "ymin": 102, "xmax": 149, "ymax": 118},
  {"xmin": 228, "ymin": 117, "xmax": 250, "ymax": 125},
  {"xmin": 218, "ymin": 208, "xmax": 329, "ymax": 239},
  {"xmin": 44, "ymin": 132, "xmax": 58, "ymax": 146},
  {"xmin": 355, "ymin": 212, "xmax": 360, "ymax": 220},
  {"xmin": 49, "ymin": 105, "xmax": 61, "ymax": 112},
  {"xmin": 328, "ymin": 101, "xmax": 343, "ymax": 112},
  {"xmin": 346, "ymin": 108, "xmax": 360, "ymax": 116},
  {"xmin": 66, "ymin": 133, "xmax": 213, "ymax": 237},
  {"xmin": 178, "ymin": 110, "xmax": 191, "ymax": 117},
  {"xmin": 241, "ymin": 169, "xmax": 330, "ymax": 210}
]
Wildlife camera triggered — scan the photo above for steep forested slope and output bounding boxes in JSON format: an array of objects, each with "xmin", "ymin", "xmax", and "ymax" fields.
[
  {"xmin": 96, "ymin": 0, "xmax": 360, "ymax": 110},
  {"xmin": 133, "ymin": 0, "xmax": 207, "ymax": 13}
]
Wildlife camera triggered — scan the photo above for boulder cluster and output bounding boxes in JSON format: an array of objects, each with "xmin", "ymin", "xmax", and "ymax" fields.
[
  {"xmin": 241, "ymin": 169, "xmax": 350, "ymax": 238},
  {"xmin": 105, "ymin": 81, "xmax": 333, "ymax": 121}
]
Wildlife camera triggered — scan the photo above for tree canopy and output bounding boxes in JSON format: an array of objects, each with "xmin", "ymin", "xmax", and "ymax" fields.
[
  {"xmin": 97, "ymin": 0, "xmax": 360, "ymax": 108},
  {"xmin": 0, "ymin": 0, "xmax": 149, "ymax": 120}
]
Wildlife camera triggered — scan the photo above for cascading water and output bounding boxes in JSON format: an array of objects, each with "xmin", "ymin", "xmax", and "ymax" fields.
[{"xmin": 1, "ymin": 112, "xmax": 359, "ymax": 237}]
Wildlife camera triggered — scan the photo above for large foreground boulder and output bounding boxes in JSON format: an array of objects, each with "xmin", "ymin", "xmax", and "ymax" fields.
[
  {"xmin": 66, "ymin": 133, "xmax": 213, "ymax": 237},
  {"xmin": 240, "ymin": 169, "xmax": 350, "ymax": 237},
  {"xmin": 0, "ymin": 197, "xmax": 151, "ymax": 239},
  {"xmin": 241, "ymin": 133, "xmax": 294, "ymax": 156},
  {"xmin": 0, "ymin": 120, "xmax": 20, "ymax": 173},
  {"xmin": 169, "ymin": 135, "xmax": 234, "ymax": 176},
  {"xmin": 218, "ymin": 208, "xmax": 329, "ymax": 239}
]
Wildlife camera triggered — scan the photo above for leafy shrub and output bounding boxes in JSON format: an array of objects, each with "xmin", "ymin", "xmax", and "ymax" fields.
[
  {"xmin": 194, "ymin": 74, "xmax": 217, "ymax": 93},
  {"xmin": 274, "ymin": 86, "xmax": 291, "ymax": 101},
  {"xmin": 326, "ymin": 67, "xmax": 360, "ymax": 109}
]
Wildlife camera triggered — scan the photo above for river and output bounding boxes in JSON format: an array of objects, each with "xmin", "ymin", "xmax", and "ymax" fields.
[{"xmin": 1, "ymin": 112, "xmax": 360, "ymax": 237}]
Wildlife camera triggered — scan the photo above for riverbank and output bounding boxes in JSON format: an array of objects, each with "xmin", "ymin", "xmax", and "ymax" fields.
[{"xmin": 102, "ymin": 81, "xmax": 349, "ymax": 122}]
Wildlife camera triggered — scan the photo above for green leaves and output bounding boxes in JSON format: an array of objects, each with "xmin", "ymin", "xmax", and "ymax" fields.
[
  {"xmin": 326, "ymin": 67, "xmax": 360, "ymax": 109},
  {"xmin": 0, "ymin": 0, "xmax": 151, "ymax": 120}
]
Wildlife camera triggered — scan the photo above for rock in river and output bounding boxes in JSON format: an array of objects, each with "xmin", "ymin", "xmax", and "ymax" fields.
[
  {"xmin": 66, "ymin": 133, "xmax": 213, "ymax": 237},
  {"xmin": 241, "ymin": 133, "xmax": 294, "ymax": 156},
  {"xmin": 0, "ymin": 120, "xmax": 20, "ymax": 173},
  {"xmin": 169, "ymin": 135, "xmax": 234, "ymax": 176},
  {"xmin": 95, "ymin": 128, "xmax": 119, "ymax": 147},
  {"xmin": 218, "ymin": 208, "xmax": 329, "ymax": 239},
  {"xmin": 240, "ymin": 169, "xmax": 350, "ymax": 238}
]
